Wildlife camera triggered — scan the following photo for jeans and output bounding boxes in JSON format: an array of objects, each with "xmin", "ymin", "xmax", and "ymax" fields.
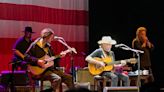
[{"xmin": 102, "ymin": 72, "xmax": 130, "ymax": 86}]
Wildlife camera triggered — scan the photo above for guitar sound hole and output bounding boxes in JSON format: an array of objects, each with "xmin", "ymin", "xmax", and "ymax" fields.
[{"xmin": 44, "ymin": 61, "xmax": 48, "ymax": 64}]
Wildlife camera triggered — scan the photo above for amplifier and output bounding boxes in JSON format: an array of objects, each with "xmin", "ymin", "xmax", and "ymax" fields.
[
  {"xmin": 1, "ymin": 70, "xmax": 28, "ymax": 86},
  {"xmin": 76, "ymin": 68, "xmax": 94, "ymax": 85}
]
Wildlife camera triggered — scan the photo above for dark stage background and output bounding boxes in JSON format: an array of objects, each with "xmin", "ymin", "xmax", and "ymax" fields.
[{"xmin": 89, "ymin": 0, "xmax": 164, "ymax": 87}]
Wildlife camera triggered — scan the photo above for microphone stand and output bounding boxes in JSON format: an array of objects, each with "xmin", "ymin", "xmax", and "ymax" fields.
[
  {"xmin": 25, "ymin": 37, "xmax": 41, "ymax": 54},
  {"xmin": 7, "ymin": 62, "xmax": 17, "ymax": 92},
  {"xmin": 116, "ymin": 45, "xmax": 143, "ymax": 92},
  {"xmin": 8, "ymin": 38, "xmax": 41, "ymax": 92},
  {"xmin": 57, "ymin": 39, "xmax": 77, "ymax": 87}
]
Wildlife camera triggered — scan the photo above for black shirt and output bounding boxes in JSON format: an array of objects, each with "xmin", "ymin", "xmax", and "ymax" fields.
[{"xmin": 13, "ymin": 37, "xmax": 32, "ymax": 61}]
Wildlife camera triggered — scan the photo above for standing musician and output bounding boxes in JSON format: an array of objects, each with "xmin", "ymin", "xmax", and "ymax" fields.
[
  {"xmin": 132, "ymin": 26, "xmax": 154, "ymax": 83},
  {"xmin": 24, "ymin": 28, "xmax": 73, "ymax": 91},
  {"xmin": 85, "ymin": 36, "xmax": 130, "ymax": 86}
]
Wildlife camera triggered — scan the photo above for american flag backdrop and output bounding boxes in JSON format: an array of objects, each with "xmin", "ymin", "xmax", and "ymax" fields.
[{"xmin": 0, "ymin": 0, "xmax": 88, "ymax": 73}]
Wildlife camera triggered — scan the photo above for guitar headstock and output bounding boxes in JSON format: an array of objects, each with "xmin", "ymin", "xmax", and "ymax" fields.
[
  {"xmin": 70, "ymin": 47, "xmax": 77, "ymax": 54},
  {"xmin": 60, "ymin": 47, "xmax": 77, "ymax": 55},
  {"xmin": 128, "ymin": 58, "xmax": 137, "ymax": 64}
]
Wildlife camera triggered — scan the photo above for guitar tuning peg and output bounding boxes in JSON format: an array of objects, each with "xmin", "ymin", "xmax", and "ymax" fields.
[
  {"xmin": 69, "ymin": 47, "xmax": 77, "ymax": 54},
  {"xmin": 130, "ymin": 58, "xmax": 137, "ymax": 64}
]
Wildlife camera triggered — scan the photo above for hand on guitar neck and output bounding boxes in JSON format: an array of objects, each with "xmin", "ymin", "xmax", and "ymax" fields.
[
  {"xmin": 120, "ymin": 60, "xmax": 127, "ymax": 66},
  {"xmin": 60, "ymin": 47, "xmax": 76, "ymax": 57}
]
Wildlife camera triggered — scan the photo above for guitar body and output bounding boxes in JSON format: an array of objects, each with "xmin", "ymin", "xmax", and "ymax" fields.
[
  {"xmin": 88, "ymin": 57, "xmax": 137, "ymax": 75},
  {"xmin": 28, "ymin": 55, "xmax": 55, "ymax": 75},
  {"xmin": 88, "ymin": 57, "xmax": 113, "ymax": 75},
  {"xmin": 28, "ymin": 65, "xmax": 46, "ymax": 75},
  {"xmin": 27, "ymin": 48, "xmax": 74, "ymax": 75}
]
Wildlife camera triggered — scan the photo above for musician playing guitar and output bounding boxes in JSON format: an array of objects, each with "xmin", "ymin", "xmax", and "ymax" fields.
[
  {"xmin": 24, "ymin": 28, "xmax": 74, "ymax": 91},
  {"xmin": 85, "ymin": 36, "xmax": 130, "ymax": 86}
]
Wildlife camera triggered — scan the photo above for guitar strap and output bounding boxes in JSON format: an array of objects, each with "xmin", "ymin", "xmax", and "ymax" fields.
[
  {"xmin": 36, "ymin": 38, "xmax": 55, "ymax": 57},
  {"xmin": 100, "ymin": 47, "xmax": 115, "ymax": 65},
  {"xmin": 100, "ymin": 47, "xmax": 107, "ymax": 58},
  {"xmin": 25, "ymin": 37, "xmax": 41, "ymax": 54},
  {"xmin": 37, "ymin": 40, "xmax": 48, "ymax": 54}
]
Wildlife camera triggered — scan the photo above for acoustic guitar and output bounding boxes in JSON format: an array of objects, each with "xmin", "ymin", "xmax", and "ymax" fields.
[
  {"xmin": 28, "ymin": 48, "xmax": 75, "ymax": 75},
  {"xmin": 88, "ymin": 57, "xmax": 137, "ymax": 75}
]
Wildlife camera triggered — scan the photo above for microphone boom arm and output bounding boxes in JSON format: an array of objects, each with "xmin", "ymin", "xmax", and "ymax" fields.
[
  {"xmin": 115, "ymin": 43, "xmax": 144, "ymax": 53},
  {"xmin": 57, "ymin": 39, "xmax": 77, "ymax": 54}
]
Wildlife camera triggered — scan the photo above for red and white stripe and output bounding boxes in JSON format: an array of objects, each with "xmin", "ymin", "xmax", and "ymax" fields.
[
  {"xmin": 0, "ymin": 0, "xmax": 88, "ymax": 11},
  {"xmin": 0, "ymin": 0, "xmax": 88, "ymax": 73}
]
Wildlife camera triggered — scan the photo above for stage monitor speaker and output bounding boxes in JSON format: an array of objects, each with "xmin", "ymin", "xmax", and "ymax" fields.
[
  {"xmin": 103, "ymin": 86, "xmax": 138, "ymax": 92},
  {"xmin": 1, "ymin": 70, "xmax": 28, "ymax": 86}
]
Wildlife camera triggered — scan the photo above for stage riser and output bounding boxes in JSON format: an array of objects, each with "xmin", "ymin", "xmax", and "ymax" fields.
[
  {"xmin": 105, "ymin": 90, "xmax": 138, "ymax": 92},
  {"xmin": 103, "ymin": 87, "xmax": 138, "ymax": 92}
]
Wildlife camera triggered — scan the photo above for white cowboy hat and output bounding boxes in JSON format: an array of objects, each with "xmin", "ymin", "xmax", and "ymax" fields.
[{"xmin": 98, "ymin": 36, "xmax": 116, "ymax": 45}]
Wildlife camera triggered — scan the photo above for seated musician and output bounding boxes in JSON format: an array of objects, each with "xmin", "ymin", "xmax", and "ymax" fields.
[
  {"xmin": 12, "ymin": 26, "xmax": 35, "ymax": 70},
  {"xmin": 24, "ymin": 28, "xmax": 73, "ymax": 91},
  {"xmin": 85, "ymin": 36, "xmax": 130, "ymax": 86}
]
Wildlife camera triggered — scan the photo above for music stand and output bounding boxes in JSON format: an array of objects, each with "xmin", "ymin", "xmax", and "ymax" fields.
[{"xmin": 116, "ymin": 44, "xmax": 143, "ymax": 92}]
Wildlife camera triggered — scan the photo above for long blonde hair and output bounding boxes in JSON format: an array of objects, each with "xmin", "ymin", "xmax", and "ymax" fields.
[
  {"xmin": 136, "ymin": 27, "xmax": 147, "ymax": 40},
  {"xmin": 41, "ymin": 28, "xmax": 54, "ymax": 38},
  {"xmin": 132, "ymin": 27, "xmax": 147, "ymax": 48}
]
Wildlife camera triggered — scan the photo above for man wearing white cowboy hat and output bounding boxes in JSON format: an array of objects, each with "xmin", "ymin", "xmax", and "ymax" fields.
[{"xmin": 85, "ymin": 36, "xmax": 129, "ymax": 87}]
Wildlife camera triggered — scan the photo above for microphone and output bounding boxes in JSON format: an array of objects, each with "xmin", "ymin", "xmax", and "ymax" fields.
[
  {"xmin": 115, "ymin": 44, "xmax": 124, "ymax": 48},
  {"xmin": 56, "ymin": 38, "xmax": 77, "ymax": 54},
  {"xmin": 54, "ymin": 36, "xmax": 64, "ymax": 40}
]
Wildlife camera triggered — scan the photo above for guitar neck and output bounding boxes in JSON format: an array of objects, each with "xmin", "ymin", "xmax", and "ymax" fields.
[
  {"xmin": 107, "ymin": 59, "xmax": 132, "ymax": 65},
  {"xmin": 107, "ymin": 61, "xmax": 121, "ymax": 65},
  {"xmin": 44, "ymin": 55, "xmax": 60, "ymax": 62}
]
